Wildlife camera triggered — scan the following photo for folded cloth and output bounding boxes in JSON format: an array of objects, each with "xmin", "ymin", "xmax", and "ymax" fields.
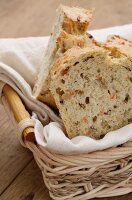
[
  {"xmin": 0, "ymin": 37, "xmax": 48, "ymax": 87},
  {"xmin": 0, "ymin": 37, "xmax": 62, "ymax": 125},
  {"xmin": 0, "ymin": 24, "xmax": 132, "ymax": 154},
  {"xmin": 89, "ymin": 24, "xmax": 132, "ymax": 41}
]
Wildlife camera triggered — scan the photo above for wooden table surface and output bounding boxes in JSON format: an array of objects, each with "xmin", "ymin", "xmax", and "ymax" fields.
[{"xmin": 0, "ymin": 0, "xmax": 131, "ymax": 200}]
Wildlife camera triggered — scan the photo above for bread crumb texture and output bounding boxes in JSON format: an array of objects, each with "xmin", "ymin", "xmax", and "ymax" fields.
[{"xmin": 50, "ymin": 47, "xmax": 132, "ymax": 139}]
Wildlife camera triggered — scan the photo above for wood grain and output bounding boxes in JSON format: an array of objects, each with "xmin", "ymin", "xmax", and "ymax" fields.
[
  {"xmin": 0, "ymin": 160, "xmax": 50, "ymax": 200},
  {"xmin": 0, "ymin": 0, "xmax": 132, "ymax": 199},
  {"xmin": 0, "ymin": 105, "xmax": 32, "ymax": 195}
]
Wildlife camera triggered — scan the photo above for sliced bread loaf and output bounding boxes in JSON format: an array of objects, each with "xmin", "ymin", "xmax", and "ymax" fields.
[
  {"xmin": 33, "ymin": 5, "xmax": 94, "ymax": 107},
  {"xmin": 50, "ymin": 47, "xmax": 132, "ymax": 139}
]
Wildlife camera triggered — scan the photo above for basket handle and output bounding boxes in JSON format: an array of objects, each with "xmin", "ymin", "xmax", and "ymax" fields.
[{"xmin": 3, "ymin": 84, "xmax": 35, "ymax": 143}]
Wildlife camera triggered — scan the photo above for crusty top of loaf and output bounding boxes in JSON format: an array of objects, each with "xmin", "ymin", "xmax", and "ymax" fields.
[
  {"xmin": 50, "ymin": 46, "xmax": 107, "ymax": 78},
  {"xmin": 50, "ymin": 44, "xmax": 130, "ymax": 80},
  {"xmin": 58, "ymin": 4, "xmax": 94, "ymax": 23},
  {"xmin": 106, "ymin": 35, "xmax": 132, "ymax": 60}
]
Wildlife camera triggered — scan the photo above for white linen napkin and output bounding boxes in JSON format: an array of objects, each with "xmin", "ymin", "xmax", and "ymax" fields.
[
  {"xmin": 0, "ymin": 37, "xmax": 61, "ymax": 125},
  {"xmin": 0, "ymin": 24, "xmax": 132, "ymax": 154}
]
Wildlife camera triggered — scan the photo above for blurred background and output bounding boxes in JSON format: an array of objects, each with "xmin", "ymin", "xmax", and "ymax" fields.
[{"xmin": 0, "ymin": 0, "xmax": 131, "ymax": 38}]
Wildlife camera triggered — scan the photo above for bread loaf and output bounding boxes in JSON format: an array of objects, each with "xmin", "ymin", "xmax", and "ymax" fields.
[
  {"xmin": 50, "ymin": 46, "xmax": 132, "ymax": 139},
  {"xmin": 105, "ymin": 35, "xmax": 132, "ymax": 60},
  {"xmin": 33, "ymin": 5, "xmax": 94, "ymax": 107}
]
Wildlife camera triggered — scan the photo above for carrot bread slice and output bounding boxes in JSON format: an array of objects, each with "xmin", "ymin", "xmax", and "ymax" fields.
[
  {"xmin": 105, "ymin": 35, "xmax": 132, "ymax": 60},
  {"xmin": 33, "ymin": 4, "xmax": 94, "ymax": 107},
  {"xmin": 50, "ymin": 47, "xmax": 132, "ymax": 139}
]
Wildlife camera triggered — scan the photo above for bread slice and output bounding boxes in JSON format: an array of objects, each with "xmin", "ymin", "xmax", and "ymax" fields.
[
  {"xmin": 105, "ymin": 35, "xmax": 132, "ymax": 60},
  {"xmin": 50, "ymin": 46, "xmax": 132, "ymax": 139},
  {"xmin": 33, "ymin": 5, "xmax": 94, "ymax": 107}
]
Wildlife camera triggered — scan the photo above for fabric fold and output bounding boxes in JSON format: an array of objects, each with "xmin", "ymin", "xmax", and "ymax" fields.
[{"xmin": 0, "ymin": 62, "xmax": 62, "ymax": 124}]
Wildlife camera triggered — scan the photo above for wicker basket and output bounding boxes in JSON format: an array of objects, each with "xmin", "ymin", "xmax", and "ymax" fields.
[{"xmin": 3, "ymin": 85, "xmax": 132, "ymax": 200}]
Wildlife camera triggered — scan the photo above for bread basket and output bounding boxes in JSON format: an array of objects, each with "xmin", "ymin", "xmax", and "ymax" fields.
[{"xmin": 3, "ymin": 84, "xmax": 132, "ymax": 200}]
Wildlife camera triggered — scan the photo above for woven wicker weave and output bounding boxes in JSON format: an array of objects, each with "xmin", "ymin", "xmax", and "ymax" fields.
[
  {"xmin": 3, "ymin": 85, "xmax": 132, "ymax": 200},
  {"xmin": 25, "ymin": 141, "xmax": 132, "ymax": 200}
]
